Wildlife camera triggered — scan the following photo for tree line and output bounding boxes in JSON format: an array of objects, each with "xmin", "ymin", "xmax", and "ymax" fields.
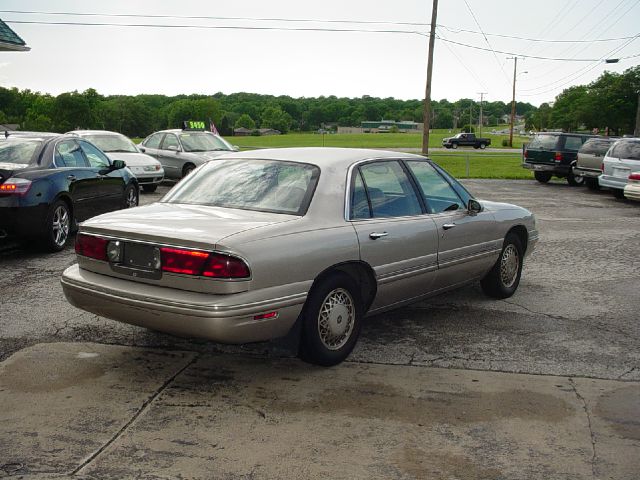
[{"xmin": 0, "ymin": 66, "xmax": 636, "ymax": 138}]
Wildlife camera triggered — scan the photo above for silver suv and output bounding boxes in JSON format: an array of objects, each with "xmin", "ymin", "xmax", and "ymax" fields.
[{"xmin": 573, "ymin": 137, "xmax": 617, "ymax": 190}]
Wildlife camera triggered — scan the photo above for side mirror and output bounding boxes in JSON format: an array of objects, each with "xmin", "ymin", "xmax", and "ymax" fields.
[
  {"xmin": 232, "ymin": 145, "xmax": 240, "ymax": 152},
  {"xmin": 139, "ymin": 146, "xmax": 146, "ymax": 153},
  {"xmin": 468, "ymin": 199, "xmax": 482, "ymax": 215},
  {"xmin": 167, "ymin": 145, "xmax": 180, "ymax": 153},
  {"xmin": 112, "ymin": 159, "xmax": 126, "ymax": 170}
]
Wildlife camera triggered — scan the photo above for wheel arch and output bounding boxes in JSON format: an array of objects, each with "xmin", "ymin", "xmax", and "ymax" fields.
[
  {"xmin": 506, "ymin": 225, "xmax": 528, "ymax": 254},
  {"xmin": 311, "ymin": 261, "xmax": 377, "ymax": 313}
]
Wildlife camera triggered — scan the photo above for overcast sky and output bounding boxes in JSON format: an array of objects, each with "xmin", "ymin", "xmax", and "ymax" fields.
[{"xmin": 1, "ymin": 0, "xmax": 638, "ymax": 106}]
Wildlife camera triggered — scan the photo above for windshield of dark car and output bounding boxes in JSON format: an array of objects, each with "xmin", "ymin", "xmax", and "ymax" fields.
[
  {"xmin": 528, "ymin": 134, "xmax": 559, "ymax": 149},
  {"xmin": 84, "ymin": 134, "xmax": 138, "ymax": 153},
  {"xmin": 162, "ymin": 159, "xmax": 320, "ymax": 215},
  {"xmin": 610, "ymin": 140, "xmax": 640, "ymax": 160},
  {"xmin": 179, "ymin": 132, "xmax": 232, "ymax": 152},
  {"xmin": 0, "ymin": 139, "xmax": 42, "ymax": 165}
]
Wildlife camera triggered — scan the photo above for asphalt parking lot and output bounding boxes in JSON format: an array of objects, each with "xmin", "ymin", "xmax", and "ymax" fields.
[{"xmin": 1, "ymin": 179, "xmax": 639, "ymax": 479}]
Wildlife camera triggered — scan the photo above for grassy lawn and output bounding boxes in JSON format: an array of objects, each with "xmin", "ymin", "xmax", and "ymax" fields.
[
  {"xmin": 429, "ymin": 153, "xmax": 530, "ymax": 179},
  {"xmin": 223, "ymin": 131, "xmax": 530, "ymax": 150}
]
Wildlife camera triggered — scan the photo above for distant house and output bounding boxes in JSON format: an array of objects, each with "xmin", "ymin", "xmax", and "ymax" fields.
[
  {"xmin": 361, "ymin": 120, "xmax": 423, "ymax": 133},
  {"xmin": 0, "ymin": 19, "xmax": 30, "ymax": 52},
  {"xmin": 233, "ymin": 127, "xmax": 281, "ymax": 136}
]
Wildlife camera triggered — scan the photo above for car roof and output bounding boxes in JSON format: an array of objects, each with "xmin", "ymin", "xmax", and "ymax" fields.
[
  {"xmin": 216, "ymin": 147, "xmax": 427, "ymax": 169},
  {"xmin": 67, "ymin": 130, "xmax": 128, "ymax": 137},
  {"xmin": 153, "ymin": 129, "xmax": 218, "ymax": 135},
  {"xmin": 2, "ymin": 131, "xmax": 58, "ymax": 138}
]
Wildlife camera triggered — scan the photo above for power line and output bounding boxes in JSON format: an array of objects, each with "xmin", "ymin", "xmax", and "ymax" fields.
[
  {"xmin": 7, "ymin": 18, "xmax": 636, "ymax": 63},
  {"xmin": 2, "ymin": 9, "xmax": 637, "ymax": 44}
]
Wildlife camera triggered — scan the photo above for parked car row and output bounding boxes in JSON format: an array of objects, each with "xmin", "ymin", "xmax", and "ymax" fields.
[
  {"xmin": 522, "ymin": 133, "xmax": 640, "ymax": 201},
  {"xmin": 0, "ymin": 124, "xmax": 238, "ymax": 250}
]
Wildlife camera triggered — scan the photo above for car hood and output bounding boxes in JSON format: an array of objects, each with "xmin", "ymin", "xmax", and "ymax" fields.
[
  {"xmin": 479, "ymin": 199, "xmax": 524, "ymax": 212},
  {"xmin": 79, "ymin": 202, "xmax": 299, "ymax": 249},
  {"xmin": 105, "ymin": 152, "xmax": 159, "ymax": 167},
  {"xmin": 198, "ymin": 150, "xmax": 234, "ymax": 161}
]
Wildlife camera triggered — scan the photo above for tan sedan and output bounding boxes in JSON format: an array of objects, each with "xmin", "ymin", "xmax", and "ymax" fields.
[{"xmin": 61, "ymin": 148, "xmax": 538, "ymax": 365}]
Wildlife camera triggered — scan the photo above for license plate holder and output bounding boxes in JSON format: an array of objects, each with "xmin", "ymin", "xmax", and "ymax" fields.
[{"xmin": 123, "ymin": 243, "xmax": 160, "ymax": 270}]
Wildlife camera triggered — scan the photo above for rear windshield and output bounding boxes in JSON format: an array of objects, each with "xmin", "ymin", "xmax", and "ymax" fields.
[
  {"xmin": 528, "ymin": 134, "xmax": 559, "ymax": 149},
  {"xmin": 0, "ymin": 139, "xmax": 42, "ymax": 165},
  {"xmin": 162, "ymin": 159, "xmax": 320, "ymax": 215},
  {"xmin": 610, "ymin": 141, "xmax": 640, "ymax": 161},
  {"xmin": 579, "ymin": 139, "xmax": 615, "ymax": 156}
]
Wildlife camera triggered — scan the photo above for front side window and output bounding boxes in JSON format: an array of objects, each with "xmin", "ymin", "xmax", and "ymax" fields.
[
  {"xmin": 179, "ymin": 132, "xmax": 232, "ymax": 152},
  {"xmin": 161, "ymin": 134, "xmax": 180, "ymax": 151},
  {"xmin": 79, "ymin": 141, "xmax": 110, "ymax": 168},
  {"xmin": 162, "ymin": 159, "xmax": 320, "ymax": 215},
  {"xmin": 406, "ymin": 161, "xmax": 465, "ymax": 213},
  {"xmin": 357, "ymin": 161, "xmax": 422, "ymax": 218},
  {"xmin": 55, "ymin": 140, "xmax": 87, "ymax": 168}
]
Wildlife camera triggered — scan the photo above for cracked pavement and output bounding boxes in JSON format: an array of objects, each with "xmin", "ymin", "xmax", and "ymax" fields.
[{"xmin": 1, "ymin": 179, "xmax": 639, "ymax": 478}]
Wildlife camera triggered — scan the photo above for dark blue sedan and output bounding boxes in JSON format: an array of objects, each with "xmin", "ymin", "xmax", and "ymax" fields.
[{"xmin": 0, "ymin": 133, "xmax": 139, "ymax": 251}]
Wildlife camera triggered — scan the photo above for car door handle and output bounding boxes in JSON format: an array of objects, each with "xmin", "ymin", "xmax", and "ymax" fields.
[
  {"xmin": 369, "ymin": 232, "xmax": 388, "ymax": 239},
  {"xmin": 67, "ymin": 175, "xmax": 76, "ymax": 182},
  {"xmin": 443, "ymin": 223, "xmax": 456, "ymax": 230}
]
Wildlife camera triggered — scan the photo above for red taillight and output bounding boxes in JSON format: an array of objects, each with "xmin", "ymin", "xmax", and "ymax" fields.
[
  {"xmin": 0, "ymin": 178, "xmax": 32, "ymax": 194},
  {"xmin": 601, "ymin": 163, "xmax": 605, "ymax": 172},
  {"xmin": 554, "ymin": 152, "xmax": 563, "ymax": 162},
  {"xmin": 629, "ymin": 172, "xmax": 640, "ymax": 181},
  {"xmin": 254, "ymin": 312, "xmax": 278, "ymax": 320},
  {"xmin": 160, "ymin": 247, "xmax": 250, "ymax": 278},
  {"xmin": 75, "ymin": 234, "xmax": 108, "ymax": 261},
  {"xmin": 524, "ymin": 150, "xmax": 529, "ymax": 159}
]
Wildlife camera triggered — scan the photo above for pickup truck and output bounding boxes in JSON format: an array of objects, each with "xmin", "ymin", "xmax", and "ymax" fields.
[{"xmin": 442, "ymin": 133, "xmax": 491, "ymax": 149}]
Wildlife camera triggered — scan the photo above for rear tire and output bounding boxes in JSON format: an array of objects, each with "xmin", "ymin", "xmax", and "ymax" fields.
[
  {"xmin": 585, "ymin": 178, "xmax": 600, "ymax": 190},
  {"xmin": 480, "ymin": 233, "xmax": 524, "ymax": 299},
  {"xmin": 43, "ymin": 200, "xmax": 71, "ymax": 252},
  {"xmin": 567, "ymin": 171, "xmax": 584, "ymax": 186},
  {"xmin": 480, "ymin": 143, "xmax": 487, "ymax": 149},
  {"xmin": 299, "ymin": 272, "xmax": 363, "ymax": 366},
  {"xmin": 182, "ymin": 163, "xmax": 196, "ymax": 178},
  {"xmin": 142, "ymin": 184, "xmax": 158, "ymax": 193},
  {"xmin": 613, "ymin": 188, "xmax": 625, "ymax": 199},
  {"xmin": 534, "ymin": 171, "xmax": 552, "ymax": 183}
]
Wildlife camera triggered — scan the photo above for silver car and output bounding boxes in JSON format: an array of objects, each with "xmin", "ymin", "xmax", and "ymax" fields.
[
  {"xmin": 599, "ymin": 138, "xmax": 640, "ymax": 198},
  {"xmin": 69, "ymin": 130, "xmax": 164, "ymax": 193},
  {"xmin": 61, "ymin": 148, "xmax": 538, "ymax": 366},
  {"xmin": 139, "ymin": 129, "xmax": 236, "ymax": 180}
]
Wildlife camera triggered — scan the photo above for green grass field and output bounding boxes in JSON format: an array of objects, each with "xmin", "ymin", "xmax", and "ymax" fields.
[
  {"xmin": 429, "ymin": 153, "xmax": 529, "ymax": 179},
  {"xmin": 222, "ymin": 130, "xmax": 529, "ymax": 150}
]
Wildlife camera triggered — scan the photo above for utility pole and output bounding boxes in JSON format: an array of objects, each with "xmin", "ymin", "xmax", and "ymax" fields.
[
  {"xmin": 508, "ymin": 57, "xmax": 520, "ymax": 147},
  {"xmin": 477, "ymin": 92, "xmax": 487, "ymax": 137},
  {"xmin": 422, "ymin": 0, "xmax": 438, "ymax": 155},
  {"xmin": 635, "ymin": 91, "xmax": 640, "ymax": 137}
]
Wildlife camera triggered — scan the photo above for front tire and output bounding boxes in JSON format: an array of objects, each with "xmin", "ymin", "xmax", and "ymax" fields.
[
  {"xmin": 480, "ymin": 233, "xmax": 524, "ymax": 299},
  {"xmin": 451, "ymin": 143, "xmax": 458, "ymax": 149},
  {"xmin": 480, "ymin": 143, "xmax": 487, "ymax": 149},
  {"xmin": 299, "ymin": 272, "xmax": 363, "ymax": 366},
  {"xmin": 182, "ymin": 163, "xmax": 196, "ymax": 178},
  {"xmin": 123, "ymin": 184, "xmax": 139, "ymax": 208},
  {"xmin": 43, "ymin": 200, "xmax": 71, "ymax": 252},
  {"xmin": 534, "ymin": 171, "xmax": 552, "ymax": 183}
]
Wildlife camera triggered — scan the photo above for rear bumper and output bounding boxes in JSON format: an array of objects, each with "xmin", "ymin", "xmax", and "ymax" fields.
[
  {"xmin": 60, "ymin": 264, "xmax": 306, "ymax": 344},
  {"xmin": 572, "ymin": 166, "xmax": 600, "ymax": 178},
  {"xmin": 0, "ymin": 200, "xmax": 49, "ymax": 237},
  {"xmin": 599, "ymin": 174, "xmax": 627, "ymax": 190},
  {"xmin": 522, "ymin": 162, "xmax": 570, "ymax": 175}
]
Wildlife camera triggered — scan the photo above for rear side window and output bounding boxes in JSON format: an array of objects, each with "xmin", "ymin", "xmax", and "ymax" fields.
[
  {"xmin": 563, "ymin": 136, "xmax": 585, "ymax": 151},
  {"xmin": 610, "ymin": 141, "xmax": 640, "ymax": 161},
  {"xmin": 357, "ymin": 161, "xmax": 422, "ymax": 218},
  {"xmin": 55, "ymin": 140, "xmax": 87, "ymax": 168},
  {"xmin": 580, "ymin": 139, "xmax": 614, "ymax": 156},
  {"xmin": 143, "ymin": 133, "xmax": 163, "ymax": 149},
  {"xmin": 528, "ymin": 134, "xmax": 559, "ymax": 149}
]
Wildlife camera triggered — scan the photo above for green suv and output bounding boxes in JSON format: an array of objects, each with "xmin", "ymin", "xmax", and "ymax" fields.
[{"xmin": 522, "ymin": 132, "xmax": 594, "ymax": 186}]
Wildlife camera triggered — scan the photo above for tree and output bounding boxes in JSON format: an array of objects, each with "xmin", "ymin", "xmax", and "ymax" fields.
[
  {"xmin": 235, "ymin": 114, "xmax": 256, "ymax": 130},
  {"xmin": 261, "ymin": 106, "xmax": 292, "ymax": 133}
]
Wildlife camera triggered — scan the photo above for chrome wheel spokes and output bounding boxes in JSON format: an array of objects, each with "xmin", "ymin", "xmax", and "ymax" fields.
[
  {"xmin": 500, "ymin": 244, "xmax": 519, "ymax": 288},
  {"xmin": 126, "ymin": 188, "xmax": 138, "ymax": 208},
  {"xmin": 317, "ymin": 288, "xmax": 355, "ymax": 351},
  {"xmin": 52, "ymin": 205, "xmax": 69, "ymax": 247}
]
